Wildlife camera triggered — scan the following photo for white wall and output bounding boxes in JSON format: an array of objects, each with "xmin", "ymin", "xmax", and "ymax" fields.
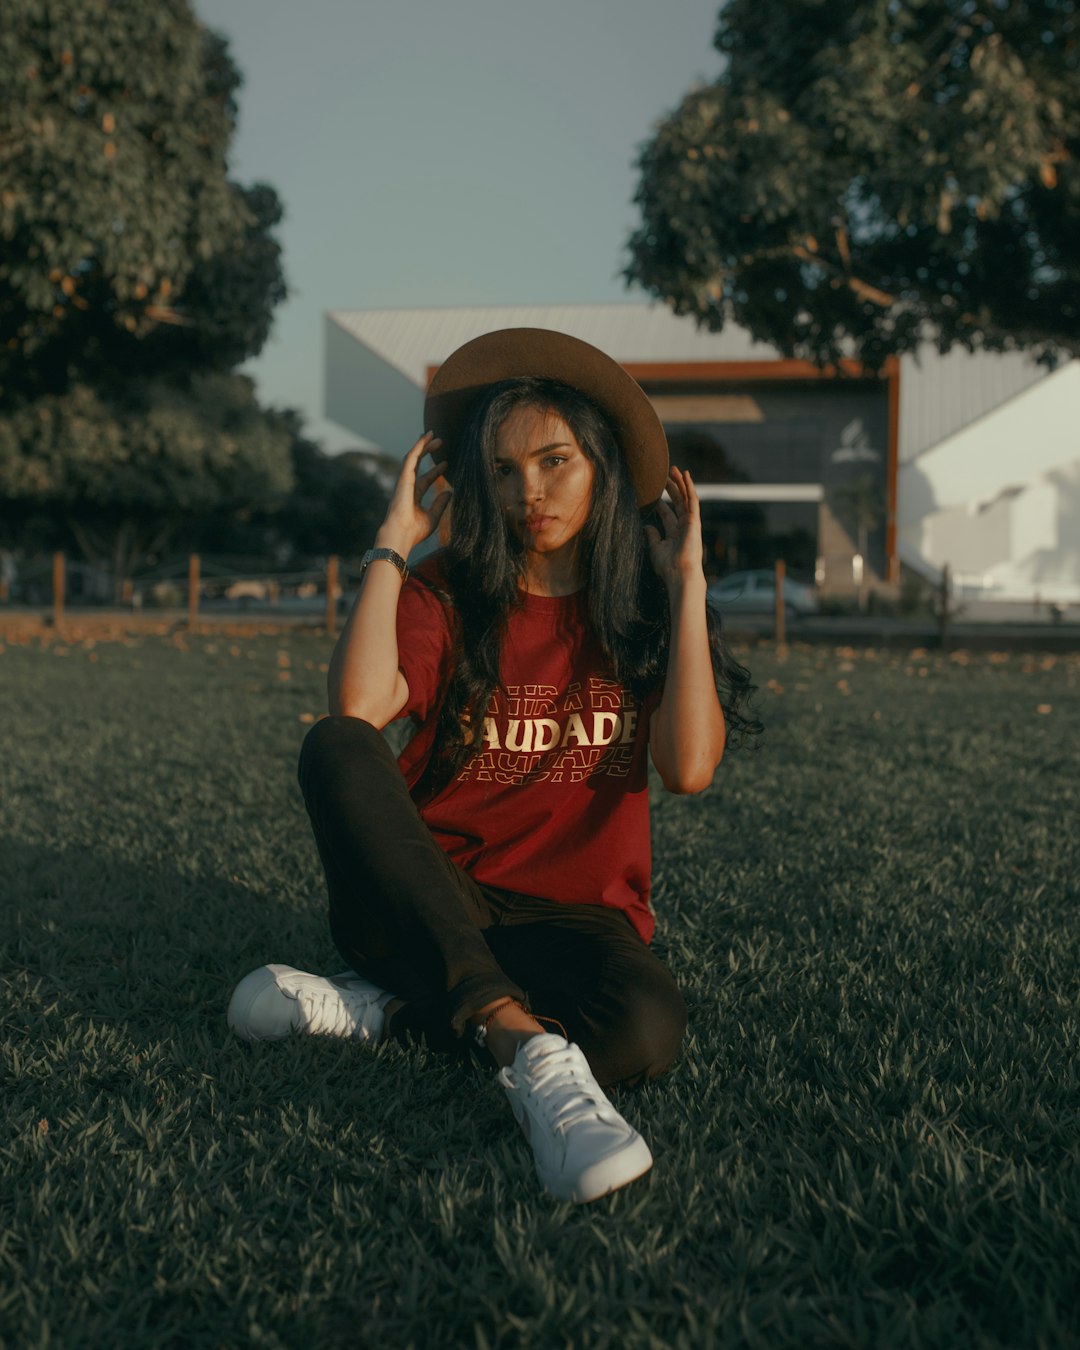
[
  {"xmin": 324, "ymin": 316, "xmax": 425, "ymax": 456},
  {"xmin": 898, "ymin": 345, "xmax": 1050, "ymax": 462},
  {"xmin": 997, "ymin": 460, "xmax": 1080, "ymax": 596},
  {"xmin": 898, "ymin": 361, "xmax": 1080, "ymax": 600},
  {"xmin": 921, "ymin": 481, "xmax": 1056, "ymax": 582},
  {"xmin": 899, "ymin": 361, "xmax": 1079, "ymax": 518}
]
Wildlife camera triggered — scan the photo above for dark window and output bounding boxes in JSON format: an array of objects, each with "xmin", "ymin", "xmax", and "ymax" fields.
[
  {"xmin": 666, "ymin": 420, "xmax": 826, "ymax": 486},
  {"xmin": 702, "ymin": 501, "xmax": 819, "ymax": 579}
]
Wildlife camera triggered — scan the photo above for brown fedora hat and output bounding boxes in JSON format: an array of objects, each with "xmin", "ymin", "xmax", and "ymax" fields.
[{"xmin": 423, "ymin": 328, "xmax": 669, "ymax": 508}]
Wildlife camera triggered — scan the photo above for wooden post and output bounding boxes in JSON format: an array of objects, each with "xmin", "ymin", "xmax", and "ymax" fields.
[
  {"xmin": 0, "ymin": 575, "xmax": 9, "ymax": 604},
  {"xmin": 885, "ymin": 355, "xmax": 900, "ymax": 587},
  {"xmin": 938, "ymin": 562, "xmax": 951, "ymax": 651},
  {"xmin": 188, "ymin": 553, "xmax": 200, "ymax": 629},
  {"xmin": 774, "ymin": 559, "xmax": 786, "ymax": 646},
  {"xmin": 52, "ymin": 551, "xmax": 65, "ymax": 630},
  {"xmin": 326, "ymin": 554, "xmax": 339, "ymax": 635},
  {"xmin": 121, "ymin": 577, "xmax": 133, "ymax": 606}
]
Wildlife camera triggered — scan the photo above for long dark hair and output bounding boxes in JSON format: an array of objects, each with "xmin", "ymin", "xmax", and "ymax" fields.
[{"xmin": 427, "ymin": 377, "xmax": 760, "ymax": 786}]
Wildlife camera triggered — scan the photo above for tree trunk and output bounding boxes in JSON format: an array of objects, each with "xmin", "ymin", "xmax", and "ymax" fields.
[
  {"xmin": 111, "ymin": 519, "xmax": 133, "ymax": 604},
  {"xmin": 68, "ymin": 514, "xmax": 176, "ymax": 605}
]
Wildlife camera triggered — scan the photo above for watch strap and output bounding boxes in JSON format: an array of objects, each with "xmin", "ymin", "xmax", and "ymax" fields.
[{"xmin": 360, "ymin": 547, "xmax": 410, "ymax": 584}]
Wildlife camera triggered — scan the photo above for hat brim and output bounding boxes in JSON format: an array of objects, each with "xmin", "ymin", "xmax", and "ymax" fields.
[{"xmin": 423, "ymin": 328, "xmax": 669, "ymax": 509}]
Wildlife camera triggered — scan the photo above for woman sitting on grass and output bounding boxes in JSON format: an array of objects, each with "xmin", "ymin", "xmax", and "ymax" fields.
[{"xmin": 227, "ymin": 328, "xmax": 758, "ymax": 1203}]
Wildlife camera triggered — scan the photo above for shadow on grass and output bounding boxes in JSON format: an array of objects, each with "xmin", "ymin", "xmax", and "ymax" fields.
[
  {"xmin": 3, "ymin": 832, "xmax": 534, "ymax": 1193},
  {"xmin": 3, "ymin": 834, "xmax": 334, "ymax": 1025},
  {"xmin": 2, "ymin": 831, "xmax": 672, "ymax": 1166}
]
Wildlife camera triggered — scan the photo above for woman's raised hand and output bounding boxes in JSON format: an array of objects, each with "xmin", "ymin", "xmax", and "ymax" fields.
[
  {"xmin": 376, "ymin": 432, "xmax": 452, "ymax": 555},
  {"xmin": 644, "ymin": 465, "xmax": 705, "ymax": 590}
]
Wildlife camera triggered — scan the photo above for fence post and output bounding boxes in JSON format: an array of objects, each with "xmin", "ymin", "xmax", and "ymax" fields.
[
  {"xmin": 326, "ymin": 555, "xmax": 339, "ymax": 635},
  {"xmin": 121, "ymin": 577, "xmax": 133, "ymax": 606},
  {"xmin": 938, "ymin": 562, "xmax": 951, "ymax": 651},
  {"xmin": 188, "ymin": 554, "xmax": 200, "ymax": 629},
  {"xmin": 0, "ymin": 575, "xmax": 9, "ymax": 604},
  {"xmin": 774, "ymin": 559, "xmax": 786, "ymax": 646},
  {"xmin": 52, "ymin": 551, "xmax": 65, "ymax": 630}
]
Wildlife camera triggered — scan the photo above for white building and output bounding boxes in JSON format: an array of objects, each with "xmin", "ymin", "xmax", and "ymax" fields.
[
  {"xmin": 898, "ymin": 358, "xmax": 1080, "ymax": 603},
  {"xmin": 324, "ymin": 302, "xmax": 1076, "ymax": 602}
]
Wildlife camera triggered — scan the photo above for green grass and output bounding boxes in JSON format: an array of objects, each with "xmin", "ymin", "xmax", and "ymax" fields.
[{"xmin": 2, "ymin": 630, "xmax": 1078, "ymax": 1349}]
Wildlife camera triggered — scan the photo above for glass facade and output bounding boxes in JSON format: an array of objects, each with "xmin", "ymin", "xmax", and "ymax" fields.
[
  {"xmin": 700, "ymin": 500, "xmax": 820, "ymax": 579},
  {"xmin": 656, "ymin": 383, "xmax": 890, "ymax": 592},
  {"xmin": 667, "ymin": 420, "xmax": 826, "ymax": 486}
]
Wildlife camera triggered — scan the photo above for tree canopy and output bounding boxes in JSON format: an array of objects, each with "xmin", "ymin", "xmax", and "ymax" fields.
[
  {"xmin": 0, "ymin": 371, "xmax": 293, "ymax": 580},
  {"xmin": 624, "ymin": 0, "xmax": 1080, "ymax": 370},
  {"xmin": 271, "ymin": 431, "xmax": 396, "ymax": 565},
  {"xmin": 0, "ymin": 0, "xmax": 286, "ymax": 400},
  {"xmin": 182, "ymin": 410, "xmax": 394, "ymax": 568},
  {"xmin": 0, "ymin": 0, "xmax": 306, "ymax": 584}
]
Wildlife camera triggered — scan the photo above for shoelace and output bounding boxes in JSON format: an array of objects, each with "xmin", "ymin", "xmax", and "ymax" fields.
[
  {"xmin": 519, "ymin": 1043, "xmax": 611, "ymax": 1136},
  {"xmin": 295, "ymin": 985, "xmax": 371, "ymax": 1037}
]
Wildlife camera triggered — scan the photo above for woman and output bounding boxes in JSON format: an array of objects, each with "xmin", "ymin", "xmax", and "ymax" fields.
[{"xmin": 228, "ymin": 329, "xmax": 758, "ymax": 1204}]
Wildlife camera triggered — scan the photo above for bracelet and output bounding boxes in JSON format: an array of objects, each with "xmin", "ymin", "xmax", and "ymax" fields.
[
  {"xmin": 472, "ymin": 997, "xmax": 520, "ymax": 1049},
  {"xmin": 471, "ymin": 998, "xmax": 567, "ymax": 1049},
  {"xmin": 359, "ymin": 547, "xmax": 410, "ymax": 584}
]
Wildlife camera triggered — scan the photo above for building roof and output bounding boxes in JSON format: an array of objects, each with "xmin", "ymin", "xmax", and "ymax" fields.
[
  {"xmin": 328, "ymin": 301, "xmax": 781, "ymax": 384},
  {"xmin": 327, "ymin": 302, "xmax": 1057, "ymax": 461}
]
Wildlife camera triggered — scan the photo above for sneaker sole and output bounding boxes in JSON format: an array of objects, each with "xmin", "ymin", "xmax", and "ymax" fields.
[{"xmin": 549, "ymin": 1132, "xmax": 654, "ymax": 1204}]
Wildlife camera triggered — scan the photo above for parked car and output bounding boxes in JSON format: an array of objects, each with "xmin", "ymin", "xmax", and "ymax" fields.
[
  {"xmin": 224, "ymin": 579, "xmax": 269, "ymax": 602},
  {"xmin": 706, "ymin": 569, "xmax": 819, "ymax": 617}
]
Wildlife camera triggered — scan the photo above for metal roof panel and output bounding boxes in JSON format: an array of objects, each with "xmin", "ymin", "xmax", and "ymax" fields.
[{"xmin": 327, "ymin": 303, "xmax": 1062, "ymax": 456}]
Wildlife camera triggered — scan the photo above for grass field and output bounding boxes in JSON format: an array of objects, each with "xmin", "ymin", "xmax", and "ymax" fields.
[{"xmin": 2, "ymin": 627, "xmax": 1078, "ymax": 1349}]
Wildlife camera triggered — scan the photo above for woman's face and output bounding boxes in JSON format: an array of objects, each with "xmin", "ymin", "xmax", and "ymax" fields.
[{"xmin": 493, "ymin": 404, "xmax": 596, "ymax": 558}]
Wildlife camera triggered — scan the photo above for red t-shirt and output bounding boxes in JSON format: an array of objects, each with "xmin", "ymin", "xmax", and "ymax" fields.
[{"xmin": 394, "ymin": 555, "xmax": 659, "ymax": 943}]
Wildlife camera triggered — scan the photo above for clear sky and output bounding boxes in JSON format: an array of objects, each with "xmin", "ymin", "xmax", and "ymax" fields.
[{"xmin": 193, "ymin": 0, "xmax": 725, "ymax": 452}]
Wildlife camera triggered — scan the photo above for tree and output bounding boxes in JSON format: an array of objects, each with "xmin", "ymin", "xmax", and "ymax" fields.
[
  {"xmin": 272, "ymin": 439, "xmax": 393, "ymax": 565},
  {"xmin": 624, "ymin": 0, "xmax": 1080, "ymax": 371},
  {"xmin": 182, "ymin": 411, "xmax": 394, "ymax": 567},
  {"xmin": 0, "ymin": 372, "xmax": 293, "ymax": 592},
  {"xmin": 0, "ymin": 0, "xmax": 286, "ymax": 400},
  {"xmin": 0, "ymin": 0, "xmax": 296, "ymax": 588}
]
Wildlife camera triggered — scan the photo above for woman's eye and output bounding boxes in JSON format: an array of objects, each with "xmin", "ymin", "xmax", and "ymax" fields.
[{"xmin": 543, "ymin": 456, "xmax": 566, "ymax": 468}]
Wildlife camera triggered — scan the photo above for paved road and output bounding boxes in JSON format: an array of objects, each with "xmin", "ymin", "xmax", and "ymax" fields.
[{"xmin": 722, "ymin": 613, "xmax": 1080, "ymax": 649}]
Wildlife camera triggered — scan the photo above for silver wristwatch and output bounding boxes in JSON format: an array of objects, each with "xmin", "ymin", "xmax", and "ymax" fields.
[{"xmin": 359, "ymin": 547, "xmax": 410, "ymax": 584}]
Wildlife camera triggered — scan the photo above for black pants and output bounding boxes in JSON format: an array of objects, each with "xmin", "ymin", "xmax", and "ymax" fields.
[{"xmin": 296, "ymin": 716, "xmax": 686, "ymax": 1089}]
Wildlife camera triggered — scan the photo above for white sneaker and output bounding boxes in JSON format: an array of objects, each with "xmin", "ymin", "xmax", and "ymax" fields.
[
  {"xmin": 498, "ymin": 1033, "xmax": 653, "ymax": 1203},
  {"xmin": 227, "ymin": 964, "xmax": 391, "ymax": 1043}
]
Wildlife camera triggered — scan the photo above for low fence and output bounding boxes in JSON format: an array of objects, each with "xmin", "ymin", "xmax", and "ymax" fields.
[
  {"xmin": 3, "ymin": 552, "xmax": 370, "ymax": 636},
  {"xmin": 3, "ymin": 553, "xmax": 981, "ymax": 648},
  {"xmin": 2, "ymin": 552, "xmax": 832, "ymax": 643}
]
